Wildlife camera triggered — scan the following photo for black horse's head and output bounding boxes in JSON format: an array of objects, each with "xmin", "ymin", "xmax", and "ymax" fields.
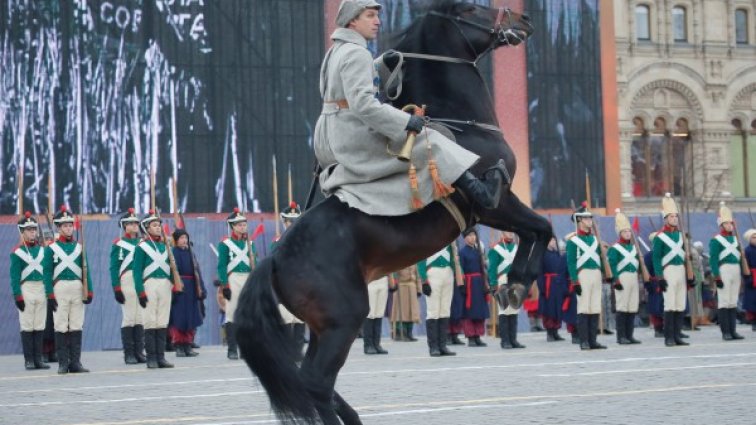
[{"xmin": 424, "ymin": 1, "xmax": 534, "ymax": 59}]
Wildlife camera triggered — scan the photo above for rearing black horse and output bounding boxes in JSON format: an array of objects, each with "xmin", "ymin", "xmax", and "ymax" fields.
[{"xmin": 235, "ymin": 2, "xmax": 550, "ymax": 424}]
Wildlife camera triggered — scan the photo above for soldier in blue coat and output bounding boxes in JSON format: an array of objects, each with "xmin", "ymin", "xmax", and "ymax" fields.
[
  {"xmin": 459, "ymin": 228, "xmax": 490, "ymax": 347},
  {"xmin": 170, "ymin": 229, "xmax": 206, "ymax": 357},
  {"xmin": 644, "ymin": 232, "xmax": 664, "ymax": 338},
  {"xmin": 743, "ymin": 229, "xmax": 756, "ymax": 331},
  {"xmin": 538, "ymin": 237, "xmax": 569, "ymax": 342}
]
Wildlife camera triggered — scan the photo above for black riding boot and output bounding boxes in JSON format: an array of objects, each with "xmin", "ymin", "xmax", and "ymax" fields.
[
  {"xmin": 293, "ymin": 323, "xmax": 307, "ymax": 352},
  {"xmin": 626, "ymin": 313, "xmax": 641, "ymax": 344},
  {"xmin": 589, "ymin": 314, "xmax": 606, "ymax": 349},
  {"xmin": 155, "ymin": 328, "xmax": 174, "ymax": 368},
  {"xmin": 144, "ymin": 329, "xmax": 159, "ymax": 369},
  {"xmin": 121, "ymin": 327, "xmax": 138, "ymax": 364},
  {"xmin": 509, "ymin": 315, "xmax": 525, "ymax": 348},
  {"xmin": 499, "ymin": 315, "xmax": 512, "ymax": 349},
  {"xmin": 55, "ymin": 332, "xmax": 69, "ymax": 374},
  {"xmin": 32, "ymin": 331, "xmax": 50, "ymax": 369},
  {"xmin": 133, "ymin": 325, "xmax": 147, "ymax": 363},
  {"xmin": 453, "ymin": 160, "xmax": 508, "ymax": 209},
  {"xmin": 719, "ymin": 308, "xmax": 733, "ymax": 340},
  {"xmin": 68, "ymin": 331, "xmax": 90, "ymax": 373},
  {"xmin": 21, "ymin": 332, "xmax": 35, "ymax": 370},
  {"xmin": 373, "ymin": 318, "xmax": 388, "ymax": 354},
  {"xmin": 664, "ymin": 311, "xmax": 676, "ymax": 346},
  {"xmin": 363, "ymin": 319, "xmax": 377, "ymax": 354},
  {"xmin": 730, "ymin": 308, "xmax": 744, "ymax": 340},
  {"xmin": 674, "ymin": 312, "xmax": 689, "ymax": 346},
  {"xmin": 426, "ymin": 319, "xmax": 441, "ymax": 357},
  {"xmin": 616, "ymin": 312, "xmax": 631, "ymax": 345},
  {"xmin": 578, "ymin": 315, "xmax": 590, "ymax": 350},
  {"xmin": 225, "ymin": 322, "xmax": 239, "ymax": 360},
  {"xmin": 437, "ymin": 318, "xmax": 456, "ymax": 356}
]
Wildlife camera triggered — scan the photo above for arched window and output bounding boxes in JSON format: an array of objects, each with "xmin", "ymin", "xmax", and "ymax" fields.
[
  {"xmin": 672, "ymin": 6, "xmax": 687, "ymax": 42},
  {"xmin": 735, "ymin": 9, "xmax": 749, "ymax": 44},
  {"xmin": 636, "ymin": 5, "xmax": 651, "ymax": 41},
  {"xmin": 631, "ymin": 116, "xmax": 691, "ymax": 197}
]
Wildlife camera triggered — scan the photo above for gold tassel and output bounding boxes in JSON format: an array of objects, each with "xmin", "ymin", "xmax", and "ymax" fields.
[
  {"xmin": 429, "ymin": 159, "xmax": 455, "ymax": 199},
  {"xmin": 408, "ymin": 164, "xmax": 423, "ymax": 210}
]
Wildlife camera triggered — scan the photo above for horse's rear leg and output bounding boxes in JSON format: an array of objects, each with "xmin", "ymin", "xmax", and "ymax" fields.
[{"xmin": 334, "ymin": 391, "xmax": 362, "ymax": 425}]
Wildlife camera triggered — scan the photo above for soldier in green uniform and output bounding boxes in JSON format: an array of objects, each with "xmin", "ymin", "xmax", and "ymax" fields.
[
  {"xmin": 10, "ymin": 212, "xmax": 51, "ymax": 370},
  {"xmin": 217, "ymin": 208, "xmax": 257, "ymax": 360},
  {"xmin": 653, "ymin": 193, "xmax": 690, "ymax": 347},
  {"xmin": 274, "ymin": 202, "xmax": 306, "ymax": 352},
  {"xmin": 133, "ymin": 210, "xmax": 176, "ymax": 369},
  {"xmin": 43, "ymin": 206, "xmax": 93, "ymax": 374},
  {"xmin": 709, "ymin": 202, "xmax": 744, "ymax": 341},
  {"xmin": 566, "ymin": 203, "xmax": 607, "ymax": 350},
  {"xmin": 608, "ymin": 209, "xmax": 642, "ymax": 345},
  {"xmin": 110, "ymin": 208, "xmax": 147, "ymax": 364},
  {"xmin": 418, "ymin": 245, "xmax": 458, "ymax": 357},
  {"xmin": 488, "ymin": 232, "xmax": 524, "ymax": 349}
]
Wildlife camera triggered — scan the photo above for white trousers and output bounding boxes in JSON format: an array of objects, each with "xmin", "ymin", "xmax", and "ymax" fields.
[
  {"xmin": 53, "ymin": 280, "xmax": 86, "ymax": 332},
  {"xmin": 224, "ymin": 272, "xmax": 249, "ymax": 324},
  {"xmin": 18, "ymin": 281, "xmax": 46, "ymax": 331},
  {"xmin": 143, "ymin": 278, "xmax": 172, "ymax": 329},
  {"xmin": 662, "ymin": 264, "xmax": 686, "ymax": 312},
  {"xmin": 576, "ymin": 269, "xmax": 602, "ymax": 314},
  {"xmin": 426, "ymin": 267, "xmax": 454, "ymax": 319},
  {"xmin": 367, "ymin": 277, "xmax": 389, "ymax": 319},
  {"xmin": 120, "ymin": 271, "xmax": 144, "ymax": 327},
  {"xmin": 615, "ymin": 272, "xmax": 640, "ymax": 313},
  {"xmin": 717, "ymin": 263, "xmax": 741, "ymax": 309}
]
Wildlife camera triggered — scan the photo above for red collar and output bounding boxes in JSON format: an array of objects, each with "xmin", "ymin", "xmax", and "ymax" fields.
[
  {"xmin": 662, "ymin": 225, "xmax": 678, "ymax": 233},
  {"xmin": 23, "ymin": 240, "xmax": 38, "ymax": 247},
  {"xmin": 502, "ymin": 238, "xmax": 514, "ymax": 244},
  {"xmin": 720, "ymin": 230, "xmax": 733, "ymax": 237},
  {"xmin": 123, "ymin": 233, "xmax": 138, "ymax": 239},
  {"xmin": 577, "ymin": 229, "xmax": 591, "ymax": 236},
  {"xmin": 231, "ymin": 232, "xmax": 246, "ymax": 241},
  {"xmin": 57, "ymin": 235, "xmax": 74, "ymax": 243},
  {"xmin": 617, "ymin": 238, "xmax": 632, "ymax": 245},
  {"xmin": 147, "ymin": 234, "xmax": 162, "ymax": 242}
]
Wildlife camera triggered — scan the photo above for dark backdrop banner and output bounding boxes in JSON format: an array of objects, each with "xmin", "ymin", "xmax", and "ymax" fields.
[
  {"xmin": 526, "ymin": 0, "xmax": 605, "ymax": 209},
  {"xmin": 0, "ymin": 0, "xmax": 324, "ymax": 214}
]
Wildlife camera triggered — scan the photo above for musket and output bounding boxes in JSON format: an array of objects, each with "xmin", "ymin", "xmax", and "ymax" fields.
[
  {"xmin": 77, "ymin": 214, "xmax": 90, "ymax": 299},
  {"xmin": 671, "ymin": 197, "xmax": 695, "ymax": 281},
  {"xmin": 451, "ymin": 242, "xmax": 464, "ymax": 288},
  {"xmin": 44, "ymin": 209, "xmax": 56, "ymax": 243},
  {"xmin": 179, "ymin": 212, "xmax": 206, "ymax": 299},
  {"xmin": 630, "ymin": 230, "xmax": 651, "ymax": 282},
  {"xmin": 155, "ymin": 208, "xmax": 184, "ymax": 293},
  {"xmin": 585, "ymin": 173, "xmax": 612, "ymax": 280},
  {"xmin": 391, "ymin": 273, "xmax": 404, "ymax": 340},
  {"xmin": 731, "ymin": 219, "xmax": 751, "ymax": 276}
]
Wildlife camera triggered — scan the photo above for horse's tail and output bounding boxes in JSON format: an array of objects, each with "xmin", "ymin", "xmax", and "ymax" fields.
[{"xmin": 235, "ymin": 257, "xmax": 316, "ymax": 424}]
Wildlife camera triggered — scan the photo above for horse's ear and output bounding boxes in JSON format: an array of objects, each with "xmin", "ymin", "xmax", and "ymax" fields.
[{"xmin": 381, "ymin": 50, "xmax": 402, "ymax": 71}]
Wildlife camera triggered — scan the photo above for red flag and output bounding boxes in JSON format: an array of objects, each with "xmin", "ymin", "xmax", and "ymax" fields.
[
  {"xmin": 632, "ymin": 216, "xmax": 640, "ymax": 234},
  {"xmin": 163, "ymin": 223, "xmax": 171, "ymax": 236},
  {"xmin": 251, "ymin": 222, "xmax": 265, "ymax": 240},
  {"xmin": 175, "ymin": 215, "xmax": 185, "ymax": 230},
  {"xmin": 74, "ymin": 215, "xmax": 81, "ymax": 231}
]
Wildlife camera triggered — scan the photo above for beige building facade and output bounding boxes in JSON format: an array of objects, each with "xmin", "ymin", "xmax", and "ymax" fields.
[{"xmin": 614, "ymin": 0, "xmax": 756, "ymax": 213}]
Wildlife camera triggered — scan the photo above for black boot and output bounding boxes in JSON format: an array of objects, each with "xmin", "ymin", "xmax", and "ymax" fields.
[
  {"xmin": 509, "ymin": 315, "xmax": 525, "ymax": 348},
  {"xmin": 546, "ymin": 328, "xmax": 556, "ymax": 342},
  {"xmin": 450, "ymin": 332, "xmax": 464, "ymax": 345},
  {"xmin": 68, "ymin": 331, "xmax": 90, "ymax": 373},
  {"xmin": 175, "ymin": 342, "xmax": 187, "ymax": 357},
  {"xmin": 373, "ymin": 318, "xmax": 388, "ymax": 354},
  {"xmin": 144, "ymin": 329, "xmax": 159, "ymax": 369},
  {"xmin": 426, "ymin": 319, "xmax": 441, "ymax": 357},
  {"xmin": 475, "ymin": 335, "xmax": 488, "ymax": 347},
  {"xmin": 616, "ymin": 312, "xmax": 631, "ymax": 345},
  {"xmin": 21, "ymin": 332, "xmax": 35, "ymax": 370},
  {"xmin": 730, "ymin": 309, "xmax": 744, "ymax": 340},
  {"xmin": 121, "ymin": 327, "xmax": 138, "ymax": 364},
  {"xmin": 571, "ymin": 331, "xmax": 580, "ymax": 344},
  {"xmin": 626, "ymin": 313, "xmax": 641, "ymax": 344},
  {"xmin": 437, "ymin": 318, "xmax": 456, "ymax": 356},
  {"xmin": 225, "ymin": 322, "xmax": 239, "ymax": 360},
  {"xmin": 578, "ymin": 315, "xmax": 590, "ymax": 350},
  {"xmin": 32, "ymin": 331, "xmax": 50, "ymax": 369},
  {"xmin": 363, "ymin": 319, "xmax": 377, "ymax": 354},
  {"xmin": 719, "ymin": 308, "xmax": 733, "ymax": 340},
  {"xmin": 155, "ymin": 328, "xmax": 174, "ymax": 368},
  {"xmin": 133, "ymin": 325, "xmax": 147, "ymax": 363},
  {"xmin": 588, "ymin": 314, "xmax": 606, "ymax": 349},
  {"xmin": 654, "ymin": 324, "xmax": 664, "ymax": 338},
  {"xmin": 499, "ymin": 315, "xmax": 513, "ymax": 349},
  {"xmin": 183, "ymin": 343, "xmax": 199, "ymax": 357},
  {"xmin": 453, "ymin": 160, "xmax": 507, "ymax": 210},
  {"xmin": 55, "ymin": 332, "xmax": 69, "ymax": 374},
  {"xmin": 674, "ymin": 312, "xmax": 689, "ymax": 346},
  {"xmin": 405, "ymin": 323, "xmax": 417, "ymax": 341},
  {"xmin": 664, "ymin": 312, "xmax": 676, "ymax": 346}
]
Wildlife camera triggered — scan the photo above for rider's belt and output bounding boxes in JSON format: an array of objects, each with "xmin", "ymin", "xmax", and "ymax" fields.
[{"xmin": 322, "ymin": 99, "xmax": 349, "ymax": 114}]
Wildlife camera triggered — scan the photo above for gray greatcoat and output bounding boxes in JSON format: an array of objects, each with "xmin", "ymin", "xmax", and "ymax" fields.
[{"xmin": 314, "ymin": 28, "xmax": 478, "ymax": 216}]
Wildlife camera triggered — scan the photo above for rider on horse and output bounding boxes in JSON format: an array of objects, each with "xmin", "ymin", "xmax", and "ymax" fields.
[{"xmin": 315, "ymin": 0, "xmax": 508, "ymax": 216}]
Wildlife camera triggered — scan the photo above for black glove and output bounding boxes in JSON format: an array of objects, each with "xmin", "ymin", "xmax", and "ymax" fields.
[
  {"xmin": 416, "ymin": 291, "xmax": 422, "ymax": 298},
  {"xmin": 489, "ymin": 286, "xmax": 499, "ymax": 296},
  {"xmin": 659, "ymin": 280, "xmax": 668, "ymax": 292},
  {"xmin": 15, "ymin": 299, "xmax": 25, "ymax": 312},
  {"xmin": 114, "ymin": 290, "xmax": 126, "ymax": 304},
  {"xmin": 422, "ymin": 282, "xmax": 432, "ymax": 296},
  {"xmin": 613, "ymin": 281, "xmax": 624, "ymax": 291},
  {"xmin": 643, "ymin": 281, "xmax": 653, "ymax": 292},
  {"xmin": 715, "ymin": 278, "xmax": 724, "ymax": 289},
  {"xmin": 405, "ymin": 115, "xmax": 424, "ymax": 133},
  {"xmin": 48, "ymin": 298, "xmax": 58, "ymax": 312},
  {"xmin": 138, "ymin": 295, "xmax": 148, "ymax": 308},
  {"xmin": 83, "ymin": 294, "xmax": 93, "ymax": 305},
  {"xmin": 198, "ymin": 290, "xmax": 207, "ymax": 301},
  {"xmin": 574, "ymin": 284, "xmax": 582, "ymax": 296},
  {"xmin": 459, "ymin": 285, "xmax": 467, "ymax": 296},
  {"xmin": 222, "ymin": 286, "xmax": 232, "ymax": 301},
  {"xmin": 388, "ymin": 285, "xmax": 398, "ymax": 293},
  {"xmin": 686, "ymin": 279, "xmax": 696, "ymax": 288}
]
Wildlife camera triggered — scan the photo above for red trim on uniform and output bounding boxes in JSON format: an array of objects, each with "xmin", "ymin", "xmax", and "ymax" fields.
[
  {"xmin": 15, "ymin": 295, "xmax": 24, "ymax": 302},
  {"xmin": 720, "ymin": 230, "xmax": 733, "ymax": 237},
  {"xmin": 138, "ymin": 291, "xmax": 147, "ymax": 298},
  {"xmin": 544, "ymin": 273, "xmax": 557, "ymax": 299},
  {"xmin": 463, "ymin": 273, "xmax": 481, "ymax": 309},
  {"xmin": 180, "ymin": 275, "xmax": 195, "ymax": 280},
  {"xmin": 148, "ymin": 234, "xmax": 161, "ymax": 242},
  {"xmin": 577, "ymin": 229, "xmax": 591, "ymax": 236},
  {"xmin": 58, "ymin": 235, "xmax": 74, "ymax": 242},
  {"xmin": 617, "ymin": 239, "xmax": 632, "ymax": 245},
  {"xmin": 230, "ymin": 232, "xmax": 245, "ymax": 241},
  {"xmin": 562, "ymin": 296, "xmax": 570, "ymax": 312},
  {"xmin": 114, "ymin": 286, "xmax": 122, "ymax": 292},
  {"xmin": 112, "ymin": 237, "xmax": 121, "ymax": 244},
  {"xmin": 751, "ymin": 269, "xmax": 756, "ymax": 289},
  {"xmin": 661, "ymin": 225, "xmax": 678, "ymax": 233},
  {"xmin": 47, "ymin": 294, "xmax": 56, "ymax": 300}
]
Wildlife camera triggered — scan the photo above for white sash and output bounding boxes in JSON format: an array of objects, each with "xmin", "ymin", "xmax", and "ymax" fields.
[
  {"xmin": 14, "ymin": 247, "xmax": 44, "ymax": 281},
  {"xmin": 116, "ymin": 240, "xmax": 136, "ymax": 276},
  {"xmin": 426, "ymin": 247, "xmax": 450, "ymax": 265},
  {"xmin": 223, "ymin": 239, "xmax": 250, "ymax": 273},
  {"xmin": 493, "ymin": 244, "xmax": 516, "ymax": 275},
  {"xmin": 657, "ymin": 232, "xmax": 684, "ymax": 266},
  {"xmin": 49, "ymin": 243, "xmax": 82, "ymax": 280},
  {"xmin": 612, "ymin": 243, "xmax": 638, "ymax": 271},
  {"xmin": 714, "ymin": 235, "xmax": 740, "ymax": 261},
  {"xmin": 571, "ymin": 237, "xmax": 600, "ymax": 269},
  {"xmin": 139, "ymin": 242, "xmax": 170, "ymax": 277}
]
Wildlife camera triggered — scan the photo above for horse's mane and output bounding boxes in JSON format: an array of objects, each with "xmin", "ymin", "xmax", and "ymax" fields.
[{"xmin": 383, "ymin": 0, "xmax": 462, "ymax": 51}]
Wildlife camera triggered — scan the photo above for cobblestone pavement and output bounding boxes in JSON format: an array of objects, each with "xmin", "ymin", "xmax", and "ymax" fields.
[{"xmin": 1, "ymin": 325, "xmax": 755, "ymax": 425}]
